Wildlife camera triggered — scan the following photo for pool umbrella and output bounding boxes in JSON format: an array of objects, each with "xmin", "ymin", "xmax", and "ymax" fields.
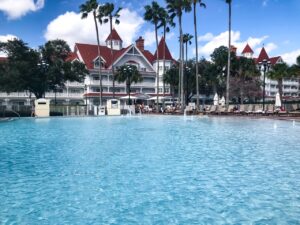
[
  {"xmin": 220, "ymin": 96, "xmax": 225, "ymax": 106},
  {"xmin": 275, "ymin": 92, "xmax": 281, "ymax": 108},
  {"xmin": 213, "ymin": 93, "xmax": 219, "ymax": 106}
]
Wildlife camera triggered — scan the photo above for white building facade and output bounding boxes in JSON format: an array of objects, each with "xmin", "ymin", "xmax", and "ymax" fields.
[
  {"xmin": 0, "ymin": 29, "xmax": 175, "ymax": 107},
  {"xmin": 241, "ymin": 44, "xmax": 300, "ymax": 99}
]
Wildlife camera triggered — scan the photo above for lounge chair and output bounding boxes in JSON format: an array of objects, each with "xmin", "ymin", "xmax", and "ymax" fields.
[
  {"xmin": 234, "ymin": 104, "xmax": 246, "ymax": 115},
  {"xmin": 253, "ymin": 104, "xmax": 264, "ymax": 114},
  {"xmin": 206, "ymin": 105, "xmax": 217, "ymax": 114},
  {"xmin": 227, "ymin": 105, "xmax": 235, "ymax": 113},
  {"xmin": 266, "ymin": 104, "xmax": 274, "ymax": 115}
]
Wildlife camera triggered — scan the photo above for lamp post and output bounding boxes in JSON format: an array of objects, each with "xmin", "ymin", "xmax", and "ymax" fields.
[
  {"xmin": 37, "ymin": 61, "xmax": 49, "ymax": 98},
  {"xmin": 259, "ymin": 59, "xmax": 271, "ymax": 111},
  {"xmin": 84, "ymin": 84, "xmax": 88, "ymax": 115}
]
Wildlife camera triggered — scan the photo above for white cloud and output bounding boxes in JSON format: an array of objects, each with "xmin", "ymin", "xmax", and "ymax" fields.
[
  {"xmin": 0, "ymin": 34, "xmax": 18, "ymax": 42},
  {"xmin": 281, "ymin": 49, "xmax": 300, "ymax": 65},
  {"xmin": 44, "ymin": 8, "xmax": 144, "ymax": 48},
  {"xmin": 0, "ymin": 34, "xmax": 18, "ymax": 56},
  {"xmin": 198, "ymin": 33, "xmax": 214, "ymax": 42},
  {"xmin": 143, "ymin": 30, "xmax": 174, "ymax": 47},
  {"xmin": 143, "ymin": 30, "xmax": 156, "ymax": 47},
  {"xmin": 195, "ymin": 30, "xmax": 276, "ymax": 59},
  {"xmin": 264, "ymin": 42, "xmax": 278, "ymax": 53},
  {"xmin": 0, "ymin": 0, "xmax": 44, "ymax": 19}
]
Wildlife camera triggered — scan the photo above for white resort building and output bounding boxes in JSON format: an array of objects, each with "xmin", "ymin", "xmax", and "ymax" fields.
[
  {"xmin": 0, "ymin": 29, "xmax": 175, "ymax": 107},
  {"xmin": 240, "ymin": 44, "xmax": 300, "ymax": 99}
]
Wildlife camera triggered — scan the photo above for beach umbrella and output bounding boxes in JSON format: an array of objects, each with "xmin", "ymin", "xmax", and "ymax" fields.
[
  {"xmin": 275, "ymin": 92, "xmax": 281, "ymax": 108},
  {"xmin": 213, "ymin": 93, "xmax": 219, "ymax": 106},
  {"xmin": 220, "ymin": 96, "xmax": 225, "ymax": 106}
]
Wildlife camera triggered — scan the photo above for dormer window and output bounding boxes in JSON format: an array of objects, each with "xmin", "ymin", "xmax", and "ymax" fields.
[{"xmin": 94, "ymin": 57, "xmax": 105, "ymax": 68}]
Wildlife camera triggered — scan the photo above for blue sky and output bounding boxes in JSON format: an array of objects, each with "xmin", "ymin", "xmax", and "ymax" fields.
[{"xmin": 0, "ymin": 0, "xmax": 300, "ymax": 63}]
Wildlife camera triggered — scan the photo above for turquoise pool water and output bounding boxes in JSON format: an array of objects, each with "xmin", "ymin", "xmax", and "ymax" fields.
[{"xmin": 0, "ymin": 116, "xmax": 300, "ymax": 224}]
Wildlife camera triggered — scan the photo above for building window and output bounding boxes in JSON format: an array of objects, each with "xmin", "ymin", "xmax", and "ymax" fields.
[{"xmin": 114, "ymin": 41, "xmax": 118, "ymax": 45}]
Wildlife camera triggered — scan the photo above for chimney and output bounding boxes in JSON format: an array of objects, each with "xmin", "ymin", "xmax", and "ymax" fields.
[{"xmin": 136, "ymin": 36, "xmax": 144, "ymax": 51}]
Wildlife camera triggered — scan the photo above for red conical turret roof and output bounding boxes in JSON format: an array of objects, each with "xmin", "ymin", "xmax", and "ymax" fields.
[
  {"xmin": 256, "ymin": 47, "xmax": 269, "ymax": 63},
  {"xmin": 153, "ymin": 37, "xmax": 173, "ymax": 62},
  {"xmin": 242, "ymin": 43, "xmax": 254, "ymax": 54},
  {"xmin": 105, "ymin": 28, "xmax": 122, "ymax": 42}
]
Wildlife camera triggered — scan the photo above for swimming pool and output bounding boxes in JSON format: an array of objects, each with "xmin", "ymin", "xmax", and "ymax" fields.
[{"xmin": 1, "ymin": 116, "xmax": 300, "ymax": 224}]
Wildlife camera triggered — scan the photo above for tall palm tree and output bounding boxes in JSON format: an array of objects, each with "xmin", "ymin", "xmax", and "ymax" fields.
[
  {"xmin": 144, "ymin": 1, "xmax": 162, "ymax": 111},
  {"xmin": 267, "ymin": 62, "xmax": 290, "ymax": 103},
  {"xmin": 182, "ymin": 33, "xmax": 193, "ymax": 103},
  {"xmin": 191, "ymin": 0, "xmax": 206, "ymax": 111},
  {"xmin": 98, "ymin": 3, "xmax": 122, "ymax": 98},
  {"xmin": 115, "ymin": 65, "xmax": 143, "ymax": 105},
  {"xmin": 166, "ymin": 0, "xmax": 191, "ymax": 112},
  {"xmin": 80, "ymin": 0, "xmax": 103, "ymax": 106},
  {"xmin": 182, "ymin": 33, "xmax": 193, "ymax": 65},
  {"xmin": 225, "ymin": 0, "xmax": 232, "ymax": 109},
  {"xmin": 158, "ymin": 8, "xmax": 173, "ymax": 106}
]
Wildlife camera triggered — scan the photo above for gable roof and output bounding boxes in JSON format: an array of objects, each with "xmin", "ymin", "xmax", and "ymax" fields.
[
  {"xmin": 256, "ymin": 47, "xmax": 269, "ymax": 63},
  {"xmin": 242, "ymin": 44, "xmax": 254, "ymax": 54},
  {"xmin": 75, "ymin": 43, "xmax": 129, "ymax": 69},
  {"xmin": 105, "ymin": 28, "xmax": 122, "ymax": 42},
  {"xmin": 153, "ymin": 37, "xmax": 173, "ymax": 62},
  {"xmin": 269, "ymin": 56, "xmax": 281, "ymax": 65}
]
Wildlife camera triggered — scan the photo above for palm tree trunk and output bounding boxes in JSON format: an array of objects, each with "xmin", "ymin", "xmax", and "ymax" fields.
[
  {"xmin": 185, "ymin": 41, "xmax": 188, "ymax": 104},
  {"xmin": 278, "ymin": 78, "xmax": 283, "ymax": 103},
  {"xmin": 226, "ymin": 1, "xmax": 231, "ymax": 109},
  {"xmin": 162, "ymin": 25, "xmax": 166, "ymax": 109},
  {"xmin": 155, "ymin": 24, "xmax": 159, "ymax": 112},
  {"xmin": 93, "ymin": 10, "xmax": 102, "ymax": 106},
  {"xmin": 110, "ymin": 16, "xmax": 115, "ymax": 99},
  {"xmin": 194, "ymin": 3, "xmax": 200, "ymax": 111},
  {"xmin": 179, "ymin": 15, "xmax": 185, "ymax": 112}
]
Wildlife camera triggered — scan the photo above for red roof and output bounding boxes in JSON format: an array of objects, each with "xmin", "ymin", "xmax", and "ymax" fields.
[
  {"xmin": 65, "ymin": 52, "xmax": 78, "ymax": 62},
  {"xmin": 0, "ymin": 56, "xmax": 7, "ymax": 62},
  {"xmin": 153, "ymin": 37, "xmax": 173, "ymax": 62},
  {"xmin": 242, "ymin": 44, "xmax": 254, "ymax": 54},
  {"xmin": 105, "ymin": 28, "xmax": 122, "ymax": 42},
  {"xmin": 75, "ymin": 43, "xmax": 129, "ymax": 69},
  {"xmin": 142, "ymin": 50, "xmax": 154, "ymax": 64},
  {"xmin": 256, "ymin": 47, "xmax": 269, "ymax": 63},
  {"xmin": 269, "ymin": 56, "xmax": 281, "ymax": 65}
]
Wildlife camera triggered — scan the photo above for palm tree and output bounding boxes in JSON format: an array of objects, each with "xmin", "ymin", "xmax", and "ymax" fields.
[
  {"xmin": 290, "ymin": 55, "xmax": 300, "ymax": 77},
  {"xmin": 166, "ymin": 0, "xmax": 191, "ymax": 112},
  {"xmin": 191, "ymin": 0, "xmax": 206, "ymax": 111},
  {"xmin": 80, "ymin": 0, "xmax": 103, "ymax": 106},
  {"xmin": 98, "ymin": 3, "xmax": 122, "ymax": 98},
  {"xmin": 164, "ymin": 64, "xmax": 179, "ymax": 104},
  {"xmin": 144, "ymin": 1, "xmax": 162, "ymax": 111},
  {"xmin": 267, "ymin": 62, "xmax": 290, "ymax": 103},
  {"xmin": 157, "ymin": 8, "xmax": 173, "ymax": 107},
  {"xmin": 225, "ymin": 0, "xmax": 232, "ymax": 109},
  {"xmin": 182, "ymin": 33, "xmax": 193, "ymax": 103},
  {"xmin": 115, "ymin": 65, "xmax": 143, "ymax": 105},
  {"xmin": 182, "ymin": 33, "xmax": 193, "ymax": 64}
]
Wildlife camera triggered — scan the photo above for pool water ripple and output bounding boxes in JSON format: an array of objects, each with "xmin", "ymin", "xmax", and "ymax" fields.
[{"xmin": 1, "ymin": 116, "xmax": 300, "ymax": 224}]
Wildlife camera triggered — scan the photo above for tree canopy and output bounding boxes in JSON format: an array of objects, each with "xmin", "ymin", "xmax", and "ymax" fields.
[{"xmin": 0, "ymin": 39, "xmax": 88, "ymax": 99}]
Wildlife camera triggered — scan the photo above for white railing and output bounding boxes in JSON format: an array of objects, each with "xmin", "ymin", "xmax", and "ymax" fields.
[
  {"xmin": 45, "ymin": 93, "xmax": 83, "ymax": 98},
  {"xmin": 0, "ymin": 92, "xmax": 30, "ymax": 97},
  {"xmin": 67, "ymin": 82, "xmax": 84, "ymax": 87}
]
